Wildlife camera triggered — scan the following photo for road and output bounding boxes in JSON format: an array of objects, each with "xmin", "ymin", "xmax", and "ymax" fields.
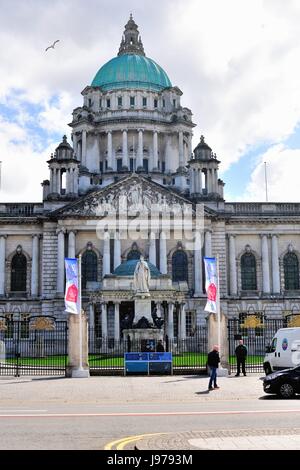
[{"xmin": 0, "ymin": 373, "xmax": 300, "ymax": 450}]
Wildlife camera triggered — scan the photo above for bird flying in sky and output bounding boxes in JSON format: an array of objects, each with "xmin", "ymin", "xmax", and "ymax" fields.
[{"xmin": 45, "ymin": 40, "xmax": 60, "ymax": 52}]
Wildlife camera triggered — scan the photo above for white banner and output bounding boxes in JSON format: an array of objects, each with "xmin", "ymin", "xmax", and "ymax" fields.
[
  {"xmin": 64, "ymin": 258, "xmax": 80, "ymax": 314},
  {"xmin": 204, "ymin": 257, "xmax": 217, "ymax": 313}
]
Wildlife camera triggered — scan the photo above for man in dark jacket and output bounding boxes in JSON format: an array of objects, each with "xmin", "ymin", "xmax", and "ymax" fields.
[
  {"xmin": 235, "ymin": 339, "xmax": 247, "ymax": 376},
  {"xmin": 207, "ymin": 345, "xmax": 220, "ymax": 390}
]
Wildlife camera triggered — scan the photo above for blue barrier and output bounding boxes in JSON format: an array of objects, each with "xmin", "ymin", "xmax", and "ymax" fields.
[{"xmin": 124, "ymin": 352, "xmax": 173, "ymax": 375}]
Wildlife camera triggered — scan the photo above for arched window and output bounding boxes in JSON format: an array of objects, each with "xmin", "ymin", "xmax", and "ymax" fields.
[
  {"xmin": 241, "ymin": 253, "xmax": 257, "ymax": 290},
  {"xmin": 11, "ymin": 252, "xmax": 27, "ymax": 291},
  {"xmin": 284, "ymin": 252, "xmax": 299, "ymax": 290},
  {"xmin": 82, "ymin": 250, "xmax": 97, "ymax": 289},
  {"xmin": 172, "ymin": 250, "xmax": 188, "ymax": 282},
  {"xmin": 127, "ymin": 250, "xmax": 141, "ymax": 261}
]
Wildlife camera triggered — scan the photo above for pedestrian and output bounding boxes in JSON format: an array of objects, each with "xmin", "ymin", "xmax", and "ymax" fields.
[
  {"xmin": 156, "ymin": 340, "xmax": 165, "ymax": 352},
  {"xmin": 235, "ymin": 339, "xmax": 247, "ymax": 376},
  {"xmin": 207, "ymin": 345, "xmax": 220, "ymax": 390}
]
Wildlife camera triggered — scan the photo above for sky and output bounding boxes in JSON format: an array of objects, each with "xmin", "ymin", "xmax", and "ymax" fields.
[{"xmin": 1, "ymin": 0, "xmax": 300, "ymax": 202}]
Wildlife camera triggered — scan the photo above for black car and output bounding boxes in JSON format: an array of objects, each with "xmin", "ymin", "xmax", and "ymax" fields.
[{"xmin": 262, "ymin": 366, "xmax": 300, "ymax": 398}]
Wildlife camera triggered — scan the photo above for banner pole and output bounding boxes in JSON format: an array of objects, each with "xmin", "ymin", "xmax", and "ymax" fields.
[
  {"xmin": 78, "ymin": 254, "xmax": 83, "ymax": 371},
  {"xmin": 216, "ymin": 254, "xmax": 221, "ymax": 355}
]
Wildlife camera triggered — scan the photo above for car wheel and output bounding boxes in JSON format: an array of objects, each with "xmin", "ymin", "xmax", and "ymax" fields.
[
  {"xmin": 264, "ymin": 363, "xmax": 272, "ymax": 375},
  {"xmin": 279, "ymin": 382, "xmax": 295, "ymax": 399}
]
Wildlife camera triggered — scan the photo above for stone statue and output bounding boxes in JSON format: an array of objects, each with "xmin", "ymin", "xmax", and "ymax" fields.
[{"xmin": 133, "ymin": 256, "xmax": 150, "ymax": 294}]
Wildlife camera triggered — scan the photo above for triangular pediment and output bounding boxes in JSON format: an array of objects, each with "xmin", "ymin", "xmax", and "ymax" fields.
[{"xmin": 52, "ymin": 174, "xmax": 193, "ymax": 217}]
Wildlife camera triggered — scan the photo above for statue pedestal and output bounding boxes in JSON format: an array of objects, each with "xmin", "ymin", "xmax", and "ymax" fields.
[
  {"xmin": 123, "ymin": 328, "xmax": 163, "ymax": 352},
  {"xmin": 134, "ymin": 297, "xmax": 152, "ymax": 326}
]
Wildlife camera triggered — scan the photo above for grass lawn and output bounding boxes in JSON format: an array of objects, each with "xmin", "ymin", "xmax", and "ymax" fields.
[
  {"xmin": 88, "ymin": 352, "xmax": 208, "ymax": 368},
  {"xmin": 2, "ymin": 356, "xmax": 67, "ymax": 366},
  {"xmin": 229, "ymin": 355, "xmax": 263, "ymax": 365}
]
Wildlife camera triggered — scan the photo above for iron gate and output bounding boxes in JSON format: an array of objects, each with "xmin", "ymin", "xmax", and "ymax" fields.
[
  {"xmin": 228, "ymin": 315, "xmax": 285, "ymax": 373},
  {"xmin": 88, "ymin": 327, "xmax": 208, "ymax": 375},
  {"xmin": 0, "ymin": 316, "xmax": 68, "ymax": 376}
]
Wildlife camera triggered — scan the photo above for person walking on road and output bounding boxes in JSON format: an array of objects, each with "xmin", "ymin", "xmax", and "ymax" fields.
[
  {"xmin": 207, "ymin": 345, "xmax": 220, "ymax": 390},
  {"xmin": 235, "ymin": 339, "xmax": 247, "ymax": 376}
]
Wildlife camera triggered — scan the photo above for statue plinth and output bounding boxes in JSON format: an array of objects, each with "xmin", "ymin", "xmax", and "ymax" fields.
[{"xmin": 133, "ymin": 296, "xmax": 152, "ymax": 326}]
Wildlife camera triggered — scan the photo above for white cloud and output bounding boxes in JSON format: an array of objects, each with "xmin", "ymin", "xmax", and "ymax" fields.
[
  {"xmin": 242, "ymin": 143, "xmax": 300, "ymax": 202},
  {"xmin": 1, "ymin": 0, "xmax": 300, "ymax": 200}
]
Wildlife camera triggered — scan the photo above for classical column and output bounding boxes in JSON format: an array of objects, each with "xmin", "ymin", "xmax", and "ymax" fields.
[
  {"xmin": 159, "ymin": 231, "xmax": 167, "ymax": 274},
  {"xmin": 167, "ymin": 302, "xmax": 174, "ymax": 340},
  {"xmin": 107, "ymin": 130, "xmax": 113, "ymax": 170},
  {"xmin": 122, "ymin": 129, "xmax": 128, "ymax": 169},
  {"xmin": 31, "ymin": 235, "xmax": 39, "ymax": 297},
  {"xmin": 187, "ymin": 133, "xmax": 192, "ymax": 160},
  {"xmin": 205, "ymin": 230, "xmax": 212, "ymax": 257},
  {"xmin": 261, "ymin": 234, "xmax": 270, "ymax": 294},
  {"xmin": 0, "ymin": 235, "xmax": 6, "ymax": 296},
  {"xmin": 189, "ymin": 169, "xmax": 195, "ymax": 194},
  {"xmin": 272, "ymin": 234, "xmax": 280, "ymax": 294},
  {"xmin": 194, "ymin": 231, "xmax": 202, "ymax": 296},
  {"xmin": 73, "ymin": 168, "xmax": 79, "ymax": 194},
  {"xmin": 101, "ymin": 302, "xmax": 108, "ymax": 339},
  {"xmin": 198, "ymin": 169, "xmax": 203, "ymax": 194},
  {"xmin": 68, "ymin": 230, "xmax": 76, "ymax": 258},
  {"xmin": 229, "ymin": 235, "xmax": 237, "ymax": 296},
  {"xmin": 72, "ymin": 133, "xmax": 78, "ymax": 157},
  {"xmin": 102, "ymin": 232, "xmax": 111, "ymax": 276},
  {"xmin": 137, "ymin": 129, "xmax": 143, "ymax": 170},
  {"xmin": 114, "ymin": 232, "xmax": 121, "ymax": 270},
  {"xmin": 114, "ymin": 302, "xmax": 120, "ymax": 341},
  {"xmin": 89, "ymin": 303, "xmax": 95, "ymax": 331},
  {"xmin": 180, "ymin": 303, "xmax": 186, "ymax": 340},
  {"xmin": 65, "ymin": 169, "xmax": 70, "ymax": 194},
  {"xmin": 82, "ymin": 130, "xmax": 87, "ymax": 167},
  {"xmin": 149, "ymin": 232, "xmax": 156, "ymax": 266},
  {"xmin": 56, "ymin": 169, "xmax": 61, "ymax": 195},
  {"xmin": 56, "ymin": 229, "xmax": 65, "ymax": 294},
  {"xmin": 52, "ymin": 168, "xmax": 57, "ymax": 193},
  {"xmin": 153, "ymin": 130, "xmax": 158, "ymax": 170},
  {"xmin": 178, "ymin": 130, "xmax": 184, "ymax": 167}
]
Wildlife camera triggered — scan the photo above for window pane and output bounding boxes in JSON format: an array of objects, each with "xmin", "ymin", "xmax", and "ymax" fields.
[
  {"xmin": 241, "ymin": 253, "xmax": 257, "ymax": 290},
  {"xmin": 284, "ymin": 252, "xmax": 299, "ymax": 290},
  {"xmin": 11, "ymin": 253, "xmax": 27, "ymax": 291},
  {"xmin": 82, "ymin": 251, "xmax": 97, "ymax": 289},
  {"xmin": 172, "ymin": 250, "xmax": 188, "ymax": 282}
]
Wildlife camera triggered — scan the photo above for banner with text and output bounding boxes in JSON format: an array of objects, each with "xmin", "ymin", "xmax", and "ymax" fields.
[
  {"xmin": 204, "ymin": 257, "xmax": 217, "ymax": 314},
  {"xmin": 64, "ymin": 258, "xmax": 80, "ymax": 314}
]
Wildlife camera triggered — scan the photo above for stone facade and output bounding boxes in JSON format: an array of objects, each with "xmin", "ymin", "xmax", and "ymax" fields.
[{"xmin": 1, "ymin": 16, "xmax": 300, "ymax": 340}]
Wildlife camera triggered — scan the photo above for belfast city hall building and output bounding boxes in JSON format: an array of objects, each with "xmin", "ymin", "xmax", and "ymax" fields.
[{"xmin": 1, "ymin": 16, "xmax": 300, "ymax": 361}]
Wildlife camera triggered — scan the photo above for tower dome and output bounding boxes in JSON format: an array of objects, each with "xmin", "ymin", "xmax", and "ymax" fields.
[{"xmin": 91, "ymin": 15, "xmax": 172, "ymax": 92}]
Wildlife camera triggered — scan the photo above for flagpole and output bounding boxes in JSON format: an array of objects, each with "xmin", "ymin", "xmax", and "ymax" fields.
[
  {"xmin": 78, "ymin": 254, "xmax": 83, "ymax": 371},
  {"xmin": 216, "ymin": 254, "xmax": 221, "ymax": 355}
]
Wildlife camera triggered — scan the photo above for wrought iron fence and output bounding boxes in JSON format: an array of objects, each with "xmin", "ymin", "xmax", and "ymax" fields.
[
  {"xmin": 88, "ymin": 327, "xmax": 208, "ymax": 375},
  {"xmin": 228, "ymin": 316, "xmax": 285, "ymax": 373},
  {"xmin": 0, "ymin": 316, "xmax": 68, "ymax": 376}
]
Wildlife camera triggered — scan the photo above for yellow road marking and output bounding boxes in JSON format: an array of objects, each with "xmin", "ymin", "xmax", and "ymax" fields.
[{"xmin": 105, "ymin": 432, "xmax": 167, "ymax": 450}]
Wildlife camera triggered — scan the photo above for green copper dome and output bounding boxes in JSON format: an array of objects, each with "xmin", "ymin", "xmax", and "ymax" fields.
[
  {"xmin": 113, "ymin": 259, "xmax": 161, "ymax": 277},
  {"xmin": 91, "ymin": 54, "xmax": 172, "ymax": 92}
]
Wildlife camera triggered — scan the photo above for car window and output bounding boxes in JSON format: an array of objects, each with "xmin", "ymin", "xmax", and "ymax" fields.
[{"xmin": 270, "ymin": 337, "xmax": 277, "ymax": 352}]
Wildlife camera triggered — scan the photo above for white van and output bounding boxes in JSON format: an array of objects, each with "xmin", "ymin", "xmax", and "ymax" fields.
[{"xmin": 263, "ymin": 327, "xmax": 300, "ymax": 375}]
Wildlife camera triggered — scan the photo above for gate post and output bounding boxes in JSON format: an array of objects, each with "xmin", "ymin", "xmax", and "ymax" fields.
[
  {"xmin": 67, "ymin": 311, "xmax": 89, "ymax": 378},
  {"xmin": 207, "ymin": 310, "xmax": 229, "ymax": 372}
]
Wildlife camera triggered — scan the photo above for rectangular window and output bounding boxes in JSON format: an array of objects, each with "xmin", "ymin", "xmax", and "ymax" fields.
[
  {"xmin": 106, "ymin": 98, "xmax": 111, "ymax": 108},
  {"xmin": 118, "ymin": 96, "xmax": 122, "ymax": 107},
  {"xmin": 143, "ymin": 158, "xmax": 149, "ymax": 173},
  {"xmin": 162, "ymin": 161, "xmax": 166, "ymax": 173},
  {"xmin": 88, "ymin": 98, "xmax": 92, "ymax": 107},
  {"xmin": 130, "ymin": 96, "xmax": 135, "ymax": 107},
  {"xmin": 100, "ymin": 161, "xmax": 103, "ymax": 173},
  {"xmin": 163, "ymin": 99, "xmax": 165, "ymax": 107},
  {"xmin": 117, "ymin": 159, "xmax": 122, "ymax": 171},
  {"xmin": 154, "ymin": 99, "xmax": 158, "ymax": 108},
  {"xmin": 173, "ymin": 99, "xmax": 176, "ymax": 107},
  {"xmin": 130, "ymin": 158, "xmax": 136, "ymax": 171},
  {"xmin": 99, "ymin": 98, "xmax": 102, "ymax": 109},
  {"xmin": 142, "ymin": 97, "xmax": 147, "ymax": 107}
]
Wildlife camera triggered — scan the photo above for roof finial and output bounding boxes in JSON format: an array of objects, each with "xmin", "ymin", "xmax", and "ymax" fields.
[{"xmin": 118, "ymin": 15, "xmax": 145, "ymax": 56}]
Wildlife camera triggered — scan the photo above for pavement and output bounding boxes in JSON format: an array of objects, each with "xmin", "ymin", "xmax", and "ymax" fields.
[{"xmin": 1, "ymin": 372, "xmax": 300, "ymax": 450}]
